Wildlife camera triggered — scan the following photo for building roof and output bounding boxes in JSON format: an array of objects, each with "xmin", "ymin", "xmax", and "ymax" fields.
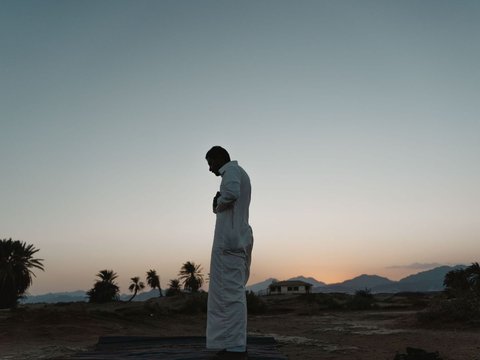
[{"xmin": 269, "ymin": 280, "xmax": 313, "ymax": 288}]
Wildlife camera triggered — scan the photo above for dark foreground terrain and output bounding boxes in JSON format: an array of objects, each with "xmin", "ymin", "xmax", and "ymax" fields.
[{"xmin": 0, "ymin": 293, "xmax": 479, "ymax": 359}]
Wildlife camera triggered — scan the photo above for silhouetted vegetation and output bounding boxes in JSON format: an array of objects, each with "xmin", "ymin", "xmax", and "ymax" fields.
[
  {"xmin": 387, "ymin": 292, "xmax": 430, "ymax": 309},
  {"xmin": 419, "ymin": 262, "xmax": 480, "ymax": 325},
  {"xmin": 419, "ymin": 296, "xmax": 480, "ymax": 324},
  {"xmin": 0, "ymin": 238, "xmax": 44, "ymax": 309},
  {"xmin": 146, "ymin": 269, "xmax": 162, "ymax": 297},
  {"xmin": 444, "ymin": 262, "xmax": 480, "ymax": 297},
  {"xmin": 347, "ymin": 288, "xmax": 376, "ymax": 310},
  {"xmin": 297, "ymin": 291, "xmax": 377, "ymax": 313},
  {"xmin": 301, "ymin": 292, "xmax": 344, "ymax": 311},
  {"xmin": 166, "ymin": 279, "xmax": 182, "ymax": 297},
  {"xmin": 87, "ymin": 270, "xmax": 120, "ymax": 303},
  {"xmin": 178, "ymin": 261, "xmax": 204, "ymax": 293},
  {"xmin": 128, "ymin": 276, "xmax": 145, "ymax": 302},
  {"xmin": 181, "ymin": 292, "xmax": 208, "ymax": 314},
  {"xmin": 246, "ymin": 291, "xmax": 266, "ymax": 314}
]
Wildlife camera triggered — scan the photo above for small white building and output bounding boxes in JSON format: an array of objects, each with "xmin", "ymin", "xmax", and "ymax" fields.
[{"xmin": 268, "ymin": 280, "xmax": 312, "ymax": 295}]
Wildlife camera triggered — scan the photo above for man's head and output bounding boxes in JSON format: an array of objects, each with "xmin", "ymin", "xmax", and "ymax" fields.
[{"xmin": 206, "ymin": 146, "xmax": 231, "ymax": 176}]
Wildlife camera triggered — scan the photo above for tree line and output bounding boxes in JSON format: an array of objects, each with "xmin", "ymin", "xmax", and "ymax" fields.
[
  {"xmin": 0, "ymin": 238, "xmax": 205, "ymax": 308},
  {"xmin": 86, "ymin": 261, "xmax": 205, "ymax": 303}
]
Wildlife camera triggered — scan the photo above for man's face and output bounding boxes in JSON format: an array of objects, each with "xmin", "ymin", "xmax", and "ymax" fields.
[{"xmin": 207, "ymin": 157, "xmax": 222, "ymax": 176}]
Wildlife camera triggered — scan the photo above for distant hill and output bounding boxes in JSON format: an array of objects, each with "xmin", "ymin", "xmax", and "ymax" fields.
[
  {"xmin": 374, "ymin": 265, "xmax": 467, "ymax": 293},
  {"xmin": 246, "ymin": 278, "xmax": 278, "ymax": 293},
  {"xmin": 399, "ymin": 265, "xmax": 465, "ymax": 285},
  {"xmin": 247, "ymin": 265, "xmax": 467, "ymax": 295},
  {"xmin": 288, "ymin": 275, "xmax": 326, "ymax": 288},
  {"xmin": 21, "ymin": 291, "xmax": 88, "ymax": 304},
  {"xmin": 247, "ymin": 276, "xmax": 324, "ymax": 294},
  {"xmin": 119, "ymin": 289, "xmax": 164, "ymax": 301},
  {"xmin": 22, "ymin": 289, "xmax": 165, "ymax": 304},
  {"xmin": 318, "ymin": 274, "xmax": 395, "ymax": 294},
  {"xmin": 317, "ymin": 265, "xmax": 467, "ymax": 294}
]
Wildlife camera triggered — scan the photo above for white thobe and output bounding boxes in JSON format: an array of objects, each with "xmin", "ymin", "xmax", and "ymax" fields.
[{"xmin": 207, "ymin": 161, "xmax": 254, "ymax": 350}]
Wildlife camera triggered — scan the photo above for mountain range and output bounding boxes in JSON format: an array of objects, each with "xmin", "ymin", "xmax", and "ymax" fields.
[
  {"xmin": 246, "ymin": 265, "xmax": 466, "ymax": 294},
  {"xmin": 21, "ymin": 289, "xmax": 165, "ymax": 304},
  {"xmin": 21, "ymin": 265, "xmax": 465, "ymax": 304}
]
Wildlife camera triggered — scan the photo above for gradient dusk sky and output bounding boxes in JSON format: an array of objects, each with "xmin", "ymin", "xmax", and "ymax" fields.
[{"xmin": 1, "ymin": 0, "xmax": 479, "ymax": 295}]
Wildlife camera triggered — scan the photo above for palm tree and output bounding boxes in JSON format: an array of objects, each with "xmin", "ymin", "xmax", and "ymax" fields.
[
  {"xmin": 178, "ymin": 261, "xmax": 204, "ymax": 293},
  {"xmin": 146, "ymin": 269, "xmax": 162, "ymax": 297},
  {"xmin": 466, "ymin": 262, "xmax": 480, "ymax": 295},
  {"xmin": 444, "ymin": 268, "xmax": 470, "ymax": 296},
  {"xmin": 166, "ymin": 279, "xmax": 182, "ymax": 296},
  {"xmin": 128, "ymin": 276, "xmax": 145, "ymax": 302},
  {"xmin": 87, "ymin": 269, "xmax": 120, "ymax": 303},
  {"xmin": 444, "ymin": 263, "xmax": 480, "ymax": 297},
  {"xmin": 0, "ymin": 238, "xmax": 45, "ymax": 309}
]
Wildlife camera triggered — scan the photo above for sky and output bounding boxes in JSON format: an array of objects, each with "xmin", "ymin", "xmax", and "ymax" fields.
[{"xmin": 1, "ymin": 0, "xmax": 479, "ymax": 295}]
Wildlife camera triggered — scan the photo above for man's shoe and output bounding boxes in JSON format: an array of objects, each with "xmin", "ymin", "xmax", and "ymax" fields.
[{"xmin": 211, "ymin": 349, "xmax": 248, "ymax": 359}]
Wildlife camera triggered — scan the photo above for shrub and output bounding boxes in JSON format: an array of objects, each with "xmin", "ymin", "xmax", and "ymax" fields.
[
  {"xmin": 301, "ymin": 293, "xmax": 343, "ymax": 310},
  {"xmin": 246, "ymin": 291, "xmax": 266, "ymax": 314},
  {"xmin": 347, "ymin": 289, "xmax": 375, "ymax": 310},
  {"xmin": 418, "ymin": 296, "xmax": 480, "ymax": 324},
  {"xmin": 319, "ymin": 294, "xmax": 344, "ymax": 310},
  {"xmin": 166, "ymin": 279, "xmax": 182, "ymax": 297},
  {"xmin": 419, "ymin": 263, "xmax": 480, "ymax": 326},
  {"xmin": 180, "ymin": 292, "xmax": 208, "ymax": 314}
]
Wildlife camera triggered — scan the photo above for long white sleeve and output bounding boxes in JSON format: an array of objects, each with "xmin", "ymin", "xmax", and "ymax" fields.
[{"xmin": 216, "ymin": 164, "xmax": 240, "ymax": 213}]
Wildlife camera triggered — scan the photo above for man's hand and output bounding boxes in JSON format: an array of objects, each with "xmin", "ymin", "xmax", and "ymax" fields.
[{"xmin": 213, "ymin": 191, "xmax": 221, "ymax": 213}]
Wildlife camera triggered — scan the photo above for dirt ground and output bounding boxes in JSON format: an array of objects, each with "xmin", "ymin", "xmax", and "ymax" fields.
[{"xmin": 0, "ymin": 294, "xmax": 479, "ymax": 360}]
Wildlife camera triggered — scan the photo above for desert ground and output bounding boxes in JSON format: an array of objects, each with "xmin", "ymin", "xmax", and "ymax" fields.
[{"xmin": 0, "ymin": 293, "xmax": 479, "ymax": 360}]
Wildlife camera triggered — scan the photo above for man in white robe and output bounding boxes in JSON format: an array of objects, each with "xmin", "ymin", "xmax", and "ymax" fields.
[{"xmin": 205, "ymin": 146, "xmax": 253, "ymax": 359}]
